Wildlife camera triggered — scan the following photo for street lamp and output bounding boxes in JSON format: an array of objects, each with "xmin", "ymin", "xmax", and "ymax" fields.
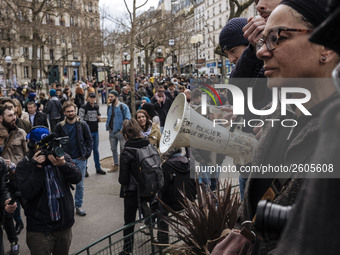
[
  {"xmin": 123, "ymin": 52, "xmax": 128, "ymax": 81},
  {"xmin": 5, "ymin": 56, "xmax": 12, "ymax": 89},
  {"xmin": 157, "ymin": 48, "xmax": 162, "ymax": 76},
  {"xmin": 190, "ymin": 34, "xmax": 203, "ymax": 76}
]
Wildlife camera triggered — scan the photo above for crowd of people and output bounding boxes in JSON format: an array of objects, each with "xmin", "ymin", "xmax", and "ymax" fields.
[{"xmin": 0, "ymin": 0, "xmax": 339, "ymax": 254}]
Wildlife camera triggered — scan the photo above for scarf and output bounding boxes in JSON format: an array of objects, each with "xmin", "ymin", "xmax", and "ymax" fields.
[
  {"xmin": 154, "ymin": 93, "xmax": 166, "ymax": 105},
  {"xmin": 141, "ymin": 125, "xmax": 152, "ymax": 138},
  {"xmin": 45, "ymin": 165, "xmax": 64, "ymax": 222}
]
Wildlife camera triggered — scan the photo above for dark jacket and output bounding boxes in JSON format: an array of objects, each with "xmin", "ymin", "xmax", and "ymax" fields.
[
  {"xmin": 15, "ymin": 153, "xmax": 81, "ymax": 232},
  {"xmin": 54, "ymin": 117, "xmax": 93, "ymax": 159},
  {"xmin": 0, "ymin": 157, "xmax": 10, "ymax": 223},
  {"xmin": 45, "ymin": 97, "xmax": 63, "ymax": 121},
  {"xmin": 119, "ymin": 138, "xmax": 150, "ymax": 197},
  {"xmin": 229, "ymin": 45, "xmax": 271, "ymax": 133},
  {"xmin": 151, "ymin": 95, "xmax": 172, "ymax": 127},
  {"xmin": 239, "ymin": 94, "xmax": 340, "ymax": 255},
  {"xmin": 161, "ymin": 155, "xmax": 196, "ymax": 211},
  {"xmin": 79, "ymin": 102, "xmax": 101, "ymax": 133},
  {"xmin": 30, "ymin": 111, "xmax": 49, "ymax": 128},
  {"xmin": 271, "ymin": 99, "xmax": 340, "ymax": 255}
]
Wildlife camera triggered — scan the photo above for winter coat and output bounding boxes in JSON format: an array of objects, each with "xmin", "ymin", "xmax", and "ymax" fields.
[
  {"xmin": 238, "ymin": 94, "xmax": 340, "ymax": 255},
  {"xmin": 54, "ymin": 117, "xmax": 93, "ymax": 159},
  {"xmin": 45, "ymin": 97, "xmax": 63, "ymax": 121},
  {"xmin": 143, "ymin": 123, "xmax": 161, "ymax": 149},
  {"xmin": 16, "ymin": 153, "xmax": 81, "ymax": 232},
  {"xmin": 0, "ymin": 124, "xmax": 28, "ymax": 165},
  {"xmin": 151, "ymin": 94, "xmax": 172, "ymax": 127},
  {"xmin": 161, "ymin": 155, "xmax": 196, "ymax": 211},
  {"xmin": 119, "ymin": 138, "xmax": 150, "ymax": 197},
  {"xmin": 30, "ymin": 111, "xmax": 49, "ymax": 128},
  {"xmin": 271, "ymin": 99, "xmax": 340, "ymax": 255},
  {"xmin": 0, "ymin": 157, "xmax": 10, "ymax": 223}
]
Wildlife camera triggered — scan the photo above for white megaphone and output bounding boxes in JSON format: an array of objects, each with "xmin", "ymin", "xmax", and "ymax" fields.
[{"xmin": 160, "ymin": 93, "xmax": 257, "ymax": 165}]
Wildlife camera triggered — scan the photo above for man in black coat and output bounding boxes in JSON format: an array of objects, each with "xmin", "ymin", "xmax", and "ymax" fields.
[
  {"xmin": 151, "ymin": 85, "xmax": 172, "ymax": 132},
  {"xmin": 27, "ymin": 101, "xmax": 49, "ymax": 128},
  {"xmin": 15, "ymin": 126, "xmax": 81, "ymax": 255}
]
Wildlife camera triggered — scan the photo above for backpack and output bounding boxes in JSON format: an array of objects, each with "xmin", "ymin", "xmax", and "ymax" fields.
[{"xmin": 126, "ymin": 144, "xmax": 164, "ymax": 198}]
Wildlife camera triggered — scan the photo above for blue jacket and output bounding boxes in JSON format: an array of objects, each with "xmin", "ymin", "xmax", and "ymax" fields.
[{"xmin": 106, "ymin": 102, "xmax": 131, "ymax": 133}]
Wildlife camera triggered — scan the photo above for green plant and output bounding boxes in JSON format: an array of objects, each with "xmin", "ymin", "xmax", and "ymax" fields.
[{"xmin": 159, "ymin": 180, "xmax": 241, "ymax": 254}]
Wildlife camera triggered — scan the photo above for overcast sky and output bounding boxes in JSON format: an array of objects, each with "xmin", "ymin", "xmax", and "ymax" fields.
[{"xmin": 99, "ymin": 0, "xmax": 160, "ymax": 24}]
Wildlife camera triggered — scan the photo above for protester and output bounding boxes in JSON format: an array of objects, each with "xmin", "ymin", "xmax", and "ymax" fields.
[
  {"xmin": 118, "ymin": 119, "xmax": 153, "ymax": 255},
  {"xmin": 151, "ymin": 85, "xmax": 172, "ymax": 132},
  {"xmin": 45, "ymin": 89, "xmax": 63, "ymax": 132},
  {"xmin": 55, "ymin": 101, "xmax": 93, "ymax": 217},
  {"xmin": 135, "ymin": 109, "xmax": 161, "ymax": 149},
  {"xmin": 106, "ymin": 90, "xmax": 131, "ymax": 172},
  {"xmin": 15, "ymin": 126, "xmax": 81, "ymax": 255},
  {"xmin": 141, "ymin": 103, "xmax": 160, "ymax": 126},
  {"xmin": 270, "ymin": 0, "xmax": 340, "ymax": 254},
  {"xmin": 27, "ymin": 101, "xmax": 48, "ymax": 128},
  {"xmin": 79, "ymin": 92, "xmax": 106, "ymax": 175},
  {"xmin": 237, "ymin": 0, "xmax": 339, "ymax": 254}
]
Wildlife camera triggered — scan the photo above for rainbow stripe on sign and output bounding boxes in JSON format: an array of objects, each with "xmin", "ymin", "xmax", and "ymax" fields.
[{"xmin": 198, "ymin": 84, "xmax": 223, "ymax": 106}]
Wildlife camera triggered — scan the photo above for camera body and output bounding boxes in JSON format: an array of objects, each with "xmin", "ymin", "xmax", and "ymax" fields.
[
  {"xmin": 39, "ymin": 136, "xmax": 69, "ymax": 158},
  {"xmin": 254, "ymin": 200, "xmax": 292, "ymax": 241}
]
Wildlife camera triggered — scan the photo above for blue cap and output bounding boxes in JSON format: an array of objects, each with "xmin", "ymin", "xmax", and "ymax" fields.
[
  {"xmin": 26, "ymin": 127, "xmax": 50, "ymax": 144},
  {"xmin": 28, "ymin": 92, "xmax": 36, "ymax": 102}
]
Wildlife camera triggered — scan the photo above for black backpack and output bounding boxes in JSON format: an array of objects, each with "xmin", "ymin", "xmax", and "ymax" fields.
[{"xmin": 126, "ymin": 144, "xmax": 164, "ymax": 198}]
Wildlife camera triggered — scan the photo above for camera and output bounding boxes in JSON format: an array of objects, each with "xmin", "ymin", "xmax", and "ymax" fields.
[
  {"xmin": 39, "ymin": 136, "xmax": 69, "ymax": 158},
  {"xmin": 254, "ymin": 200, "xmax": 292, "ymax": 241}
]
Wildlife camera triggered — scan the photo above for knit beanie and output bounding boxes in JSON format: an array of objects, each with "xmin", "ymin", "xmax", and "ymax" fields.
[
  {"xmin": 219, "ymin": 18, "xmax": 249, "ymax": 52},
  {"xmin": 49, "ymin": 89, "xmax": 56, "ymax": 97},
  {"xmin": 109, "ymin": 90, "xmax": 119, "ymax": 97},
  {"xmin": 28, "ymin": 92, "xmax": 36, "ymax": 102},
  {"xmin": 309, "ymin": 0, "xmax": 340, "ymax": 54},
  {"xmin": 281, "ymin": 0, "xmax": 327, "ymax": 28}
]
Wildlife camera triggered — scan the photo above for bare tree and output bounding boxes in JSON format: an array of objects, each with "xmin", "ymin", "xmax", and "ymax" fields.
[{"xmin": 228, "ymin": 0, "xmax": 254, "ymax": 20}]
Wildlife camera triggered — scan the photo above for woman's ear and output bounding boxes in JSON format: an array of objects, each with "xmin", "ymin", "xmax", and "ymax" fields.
[{"xmin": 320, "ymin": 47, "xmax": 339, "ymax": 64}]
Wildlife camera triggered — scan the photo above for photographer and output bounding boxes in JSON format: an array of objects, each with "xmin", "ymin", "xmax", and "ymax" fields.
[{"xmin": 15, "ymin": 127, "xmax": 82, "ymax": 255}]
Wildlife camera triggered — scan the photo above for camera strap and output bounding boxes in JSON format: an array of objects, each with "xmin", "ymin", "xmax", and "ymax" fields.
[
  {"xmin": 261, "ymin": 178, "xmax": 291, "ymax": 201},
  {"xmin": 252, "ymin": 178, "xmax": 291, "ymax": 223}
]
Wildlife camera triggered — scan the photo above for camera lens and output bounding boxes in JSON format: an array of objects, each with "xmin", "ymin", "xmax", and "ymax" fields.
[
  {"xmin": 254, "ymin": 200, "xmax": 292, "ymax": 241},
  {"xmin": 54, "ymin": 147, "xmax": 64, "ymax": 158}
]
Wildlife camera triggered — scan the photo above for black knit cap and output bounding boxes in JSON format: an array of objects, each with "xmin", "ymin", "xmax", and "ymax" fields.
[
  {"xmin": 309, "ymin": 0, "xmax": 340, "ymax": 55},
  {"xmin": 280, "ymin": 0, "xmax": 328, "ymax": 28},
  {"xmin": 219, "ymin": 18, "xmax": 249, "ymax": 51}
]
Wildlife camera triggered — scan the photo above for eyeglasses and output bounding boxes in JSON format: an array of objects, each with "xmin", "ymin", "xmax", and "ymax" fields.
[
  {"xmin": 332, "ymin": 62, "xmax": 340, "ymax": 94},
  {"xmin": 255, "ymin": 27, "xmax": 313, "ymax": 52},
  {"xmin": 158, "ymin": 90, "xmax": 164, "ymax": 92}
]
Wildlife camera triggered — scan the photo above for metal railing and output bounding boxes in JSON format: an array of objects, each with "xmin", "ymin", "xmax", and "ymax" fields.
[
  {"xmin": 72, "ymin": 184, "xmax": 240, "ymax": 255},
  {"xmin": 72, "ymin": 214, "xmax": 180, "ymax": 255}
]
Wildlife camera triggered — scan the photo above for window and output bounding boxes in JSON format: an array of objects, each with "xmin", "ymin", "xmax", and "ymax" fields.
[
  {"xmin": 46, "ymin": 14, "xmax": 53, "ymax": 24},
  {"xmin": 219, "ymin": 17, "xmax": 222, "ymax": 28},
  {"xmin": 70, "ymin": 16, "xmax": 74, "ymax": 26},
  {"xmin": 1, "ymin": 48, "xmax": 5, "ymax": 56},
  {"xmin": 24, "ymin": 66, "xmax": 29, "ymax": 78},
  {"xmin": 50, "ymin": 49, "xmax": 54, "ymax": 60},
  {"xmin": 23, "ymin": 47, "xmax": 29, "ymax": 58},
  {"xmin": 219, "ymin": 4, "xmax": 221, "ymax": 13},
  {"xmin": 207, "ymin": 10, "xmax": 209, "ymax": 18},
  {"xmin": 70, "ymin": 0, "xmax": 74, "ymax": 9},
  {"xmin": 48, "ymin": 33, "xmax": 53, "ymax": 44},
  {"xmin": 213, "ymin": 20, "xmax": 215, "ymax": 30},
  {"xmin": 89, "ymin": 18, "xmax": 94, "ymax": 27},
  {"xmin": 60, "ymin": 15, "xmax": 65, "ymax": 26},
  {"xmin": 213, "ymin": 7, "xmax": 215, "ymax": 16},
  {"xmin": 89, "ymin": 2, "xmax": 93, "ymax": 12},
  {"xmin": 73, "ymin": 51, "xmax": 78, "ymax": 60}
]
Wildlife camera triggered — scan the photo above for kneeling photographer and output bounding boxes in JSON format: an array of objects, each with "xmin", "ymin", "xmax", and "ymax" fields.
[{"xmin": 15, "ymin": 126, "xmax": 82, "ymax": 255}]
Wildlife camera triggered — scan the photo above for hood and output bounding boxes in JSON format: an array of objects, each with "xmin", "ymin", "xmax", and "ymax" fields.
[{"xmin": 164, "ymin": 156, "xmax": 190, "ymax": 174}]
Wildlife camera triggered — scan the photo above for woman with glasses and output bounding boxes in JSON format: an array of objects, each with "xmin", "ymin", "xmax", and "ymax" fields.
[{"xmin": 237, "ymin": 0, "xmax": 340, "ymax": 254}]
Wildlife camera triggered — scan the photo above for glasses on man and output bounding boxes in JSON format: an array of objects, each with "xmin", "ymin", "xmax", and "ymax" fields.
[{"xmin": 255, "ymin": 27, "xmax": 313, "ymax": 53}]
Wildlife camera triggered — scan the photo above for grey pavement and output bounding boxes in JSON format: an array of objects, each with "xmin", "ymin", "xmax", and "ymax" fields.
[{"xmin": 4, "ymin": 102, "xmax": 127, "ymax": 255}]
